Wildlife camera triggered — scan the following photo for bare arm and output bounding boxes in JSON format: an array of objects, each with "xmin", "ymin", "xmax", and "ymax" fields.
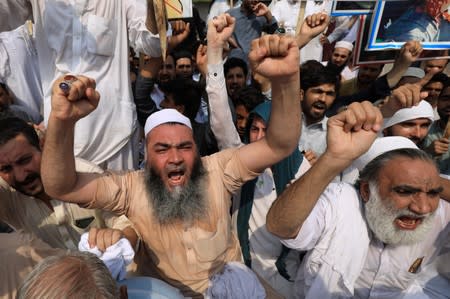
[
  {"xmin": 237, "ymin": 34, "xmax": 301, "ymax": 173},
  {"xmin": 386, "ymin": 41, "xmax": 423, "ymax": 88},
  {"xmin": 296, "ymin": 13, "xmax": 330, "ymax": 49},
  {"xmin": 41, "ymin": 76, "xmax": 102, "ymax": 204},
  {"xmin": 267, "ymin": 102, "xmax": 383, "ymax": 238}
]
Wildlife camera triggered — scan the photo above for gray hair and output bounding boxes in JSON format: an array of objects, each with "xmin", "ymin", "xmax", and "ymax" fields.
[
  {"xmin": 358, "ymin": 148, "xmax": 437, "ymax": 185},
  {"xmin": 17, "ymin": 251, "xmax": 120, "ymax": 299}
]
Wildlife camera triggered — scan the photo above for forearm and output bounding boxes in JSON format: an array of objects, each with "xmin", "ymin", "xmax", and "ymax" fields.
[
  {"xmin": 41, "ymin": 115, "xmax": 78, "ymax": 198},
  {"xmin": 387, "ymin": 60, "xmax": 410, "ymax": 88},
  {"xmin": 266, "ymin": 75, "xmax": 301, "ymax": 156},
  {"xmin": 267, "ymin": 153, "xmax": 348, "ymax": 238}
]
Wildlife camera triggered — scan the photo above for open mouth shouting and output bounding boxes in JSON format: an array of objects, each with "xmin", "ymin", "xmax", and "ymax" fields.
[
  {"xmin": 394, "ymin": 215, "xmax": 424, "ymax": 230},
  {"xmin": 312, "ymin": 101, "xmax": 327, "ymax": 113},
  {"xmin": 167, "ymin": 166, "xmax": 187, "ymax": 188}
]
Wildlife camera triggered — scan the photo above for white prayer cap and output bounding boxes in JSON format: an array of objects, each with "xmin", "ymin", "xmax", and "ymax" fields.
[
  {"xmin": 402, "ymin": 67, "xmax": 425, "ymax": 79},
  {"xmin": 354, "ymin": 136, "xmax": 418, "ymax": 171},
  {"xmin": 382, "ymin": 100, "xmax": 434, "ymax": 130},
  {"xmin": 144, "ymin": 109, "xmax": 192, "ymax": 136},
  {"xmin": 335, "ymin": 41, "xmax": 354, "ymax": 52}
]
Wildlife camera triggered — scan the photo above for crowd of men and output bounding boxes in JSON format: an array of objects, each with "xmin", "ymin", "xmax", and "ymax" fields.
[{"xmin": 0, "ymin": 0, "xmax": 449, "ymax": 298}]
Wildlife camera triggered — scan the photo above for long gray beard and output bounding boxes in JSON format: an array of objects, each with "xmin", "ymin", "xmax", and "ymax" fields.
[
  {"xmin": 144, "ymin": 158, "xmax": 207, "ymax": 225},
  {"xmin": 364, "ymin": 181, "xmax": 435, "ymax": 246}
]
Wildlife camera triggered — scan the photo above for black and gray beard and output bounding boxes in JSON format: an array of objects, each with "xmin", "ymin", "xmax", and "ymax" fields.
[{"xmin": 144, "ymin": 157, "xmax": 207, "ymax": 225}]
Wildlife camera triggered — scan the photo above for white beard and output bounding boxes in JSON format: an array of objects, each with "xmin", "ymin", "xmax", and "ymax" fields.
[{"xmin": 364, "ymin": 182, "xmax": 435, "ymax": 245}]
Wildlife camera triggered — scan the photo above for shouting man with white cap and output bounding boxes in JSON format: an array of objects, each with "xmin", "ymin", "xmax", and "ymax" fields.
[
  {"xmin": 40, "ymin": 14, "xmax": 302, "ymax": 298},
  {"xmin": 267, "ymin": 100, "xmax": 450, "ymax": 298}
]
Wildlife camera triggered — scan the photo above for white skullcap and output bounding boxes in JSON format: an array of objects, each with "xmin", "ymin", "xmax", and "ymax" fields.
[
  {"xmin": 335, "ymin": 41, "xmax": 354, "ymax": 52},
  {"xmin": 354, "ymin": 136, "xmax": 418, "ymax": 171},
  {"xmin": 144, "ymin": 109, "xmax": 192, "ymax": 136},
  {"xmin": 402, "ymin": 67, "xmax": 425, "ymax": 79},
  {"xmin": 382, "ymin": 100, "xmax": 434, "ymax": 130}
]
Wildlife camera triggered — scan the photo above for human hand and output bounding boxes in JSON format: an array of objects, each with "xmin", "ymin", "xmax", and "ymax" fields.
[
  {"xmin": 248, "ymin": 35, "xmax": 299, "ymax": 82},
  {"xmin": 426, "ymin": 138, "xmax": 450, "ymax": 156},
  {"xmin": 326, "ymin": 101, "xmax": 383, "ymax": 165},
  {"xmin": 381, "ymin": 71, "xmax": 433, "ymax": 117},
  {"xmin": 51, "ymin": 75, "xmax": 100, "ymax": 123},
  {"xmin": 395, "ymin": 40, "xmax": 423, "ymax": 67},
  {"xmin": 207, "ymin": 13, "xmax": 235, "ymax": 49},
  {"xmin": 298, "ymin": 13, "xmax": 330, "ymax": 48},
  {"xmin": 196, "ymin": 44, "xmax": 208, "ymax": 76},
  {"xmin": 168, "ymin": 20, "xmax": 190, "ymax": 50},
  {"xmin": 252, "ymin": 2, "xmax": 269, "ymax": 17},
  {"xmin": 319, "ymin": 34, "xmax": 330, "ymax": 45},
  {"xmin": 88, "ymin": 227, "xmax": 124, "ymax": 252},
  {"xmin": 303, "ymin": 150, "xmax": 318, "ymax": 165}
]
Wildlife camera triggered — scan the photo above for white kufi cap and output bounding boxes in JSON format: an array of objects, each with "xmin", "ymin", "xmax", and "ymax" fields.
[
  {"xmin": 354, "ymin": 136, "xmax": 418, "ymax": 171},
  {"xmin": 335, "ymin": 41, "xmax": 354, "ymax": 52},
  {"xmin": 382, "ymin": 100, "xmax": 434, "ymax": 130},
  {"xmin": 144, "ymin": 109, "xmax": 192, "ymax": 136}
]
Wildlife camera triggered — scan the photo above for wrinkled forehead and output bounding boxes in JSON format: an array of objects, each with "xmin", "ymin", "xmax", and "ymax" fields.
[{"xmin": 146, "ymin": 123, "xmax": 194, "ymax": 144}]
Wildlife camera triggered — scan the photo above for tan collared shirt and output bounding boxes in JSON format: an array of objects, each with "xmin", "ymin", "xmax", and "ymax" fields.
[
  {"xmin": 0, "ymin": 158, "xmax": 132, "ymax": 250},
  {"xmin": 87, "ymin": 148, "xmax": 260, "ymax": 298}
]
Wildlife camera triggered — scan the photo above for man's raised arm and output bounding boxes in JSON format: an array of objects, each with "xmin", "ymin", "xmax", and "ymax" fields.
[
  {"xmin": 267, "ymin": 102, "xmax": 383, "ymax": 238},
  {"xmin": 41, "ymin": 76, "xmax": 101, "ymax": 204},
  {"xmin": 237, "ymin": 34, "xmax": 301, "ymax": 173}
]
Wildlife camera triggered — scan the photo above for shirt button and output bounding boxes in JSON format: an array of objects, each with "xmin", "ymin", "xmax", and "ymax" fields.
[{"xmin": 213, "ymin": 73, "xmax": 217, "ymax": 77}]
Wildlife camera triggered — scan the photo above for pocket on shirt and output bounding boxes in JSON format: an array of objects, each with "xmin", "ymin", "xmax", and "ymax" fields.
[
  {"xmin": 86, "ymin": 15, "xmax": 116, "ymax": 57},
  {"xmin": 192, "ymin": 219, "xmax": 230, "ymax": 262}
]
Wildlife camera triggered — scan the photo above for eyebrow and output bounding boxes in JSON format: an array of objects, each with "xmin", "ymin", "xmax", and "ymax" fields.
[
  {"xmin": 153, "ymin": 141, "xmax": 194, "ymax": 148},
  {"xmin": 392, "ymin": 185, "xmax": 444, "ymax": 194}
]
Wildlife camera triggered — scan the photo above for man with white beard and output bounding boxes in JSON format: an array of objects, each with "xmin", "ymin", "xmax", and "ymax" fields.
[{"xmin": 267, "ymin": 101, "xmax": 450, "ymax": 298}]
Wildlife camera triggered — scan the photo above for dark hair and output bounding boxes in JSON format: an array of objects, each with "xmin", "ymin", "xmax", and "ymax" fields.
[
  {"xmin": 173, "ymin": 50, "xmax": 193, "ymax": 63},
  {"xmin": 358, "ymin": 148, "xmax": 437, "ymax": 185},
  {"xmin": 224, "ymin": 57, "xmax": 248, "ymax": 78},
  {"xmin": 0, "ymin": 117, "xmax": 40, "ymax": 150},
  {"xmin": 300, "ymin": 60, "xmax": 339, "ymax": 93},
  {"xmin": 0, "ymin": 82, "xmax": 8, "ymax": 92},
  {"xmin": 234, "ymin": 86, "xmax": 266, "ymax": 112},
  {"xmin": 427, "ymin": 72, "xmax": 449, "ymax": 89},
  {"xmin": 160, "ymin": 78, "xmax": 203, "ymax": 121}
]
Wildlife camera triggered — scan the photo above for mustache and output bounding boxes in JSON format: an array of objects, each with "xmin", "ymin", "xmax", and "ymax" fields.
[
  {"xmin": 17, "ymin": 173, "xmax": 40, "ymax": 186},
  {"xmin": 166, "ymin": 164, "xmax": 186, "ymax": 173}
]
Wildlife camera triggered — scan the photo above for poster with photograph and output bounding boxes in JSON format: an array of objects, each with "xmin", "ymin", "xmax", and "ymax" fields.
[
  {"xmin": 367, "ymin": 0, "xmax": 450, "ymax": 50},
  {"xmin": 331, "ymin": 0, "xmax": 376, "ymax": 16},
  {"xmin": 165, "ymin": 0, "xmax": 193, "ymax": 20},
  {"xmin": 354, "ymin": 14, "xmax": 450, "ymax": 65}
]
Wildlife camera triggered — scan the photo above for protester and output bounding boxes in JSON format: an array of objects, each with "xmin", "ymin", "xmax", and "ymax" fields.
[
  {"xmin": 267, "ymin": 100, "xmax": 450, "ymax": 298},
  {"xmin": 0, "ymin": 117, "xmax": 137, "ymax": 250},
  {"xmin": 0, "ymin": 0, "xmax": 162, "ymax": 170},
  {"xmin": 41, "ymin": 13, "xmax": 302, "ymax": 298}
]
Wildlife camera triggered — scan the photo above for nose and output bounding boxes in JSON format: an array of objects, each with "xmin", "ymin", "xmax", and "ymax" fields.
[
  {"xmin": 14, "ymin": 166, "xmax": 29, "ymax": 183},
  {"xmin": 168, "ymin": 148, "xmax": 183, "ymax": 165},
  {"xmin": 409, "ymin": 192, "xmax": 433, "ymax": 215},
  {"xmin": 256, "ymin": 129, "xmax": 265, "ymax": 141}
]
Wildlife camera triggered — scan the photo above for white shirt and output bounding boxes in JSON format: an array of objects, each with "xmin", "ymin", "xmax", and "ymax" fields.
[
  {"xmin": 298, "ymin": 115, "xmax": 328, "ymax": 156},
  {"xmin": 283, "ymin": 183, "xmax": 450, "ymax": 299},
  {"xmin": 270, "ymin": 0, "xmax": 300, "ymax": 36},
  {"xmin": 1, "ymin": 0, "xmax": 161, "ymax": 168},
  {"xmin": 246, "ymin": 162, "xmax": 310, "ymax": 298},
  {"xmin": 0, "ymin": 23, "xmax": 43, "ymax": 123}
]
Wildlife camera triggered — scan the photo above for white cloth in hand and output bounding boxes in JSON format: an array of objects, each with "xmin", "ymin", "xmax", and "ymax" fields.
[
  {"xmin": 205, "ymin": 262, "xmax": 266, "ymax": 299},
  {"xmin": 78, "ymin": 232, "xmax": 134, "ymax": 281}
]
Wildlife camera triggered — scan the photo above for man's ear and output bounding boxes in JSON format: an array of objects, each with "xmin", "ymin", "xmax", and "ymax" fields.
[
  {"xmin": 300, "ymin": 89, "xmax": 304, "ymax": 102},
  {"xmin": 359, "ymin": 181, "xmax": 370, "ymax": 203}
]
